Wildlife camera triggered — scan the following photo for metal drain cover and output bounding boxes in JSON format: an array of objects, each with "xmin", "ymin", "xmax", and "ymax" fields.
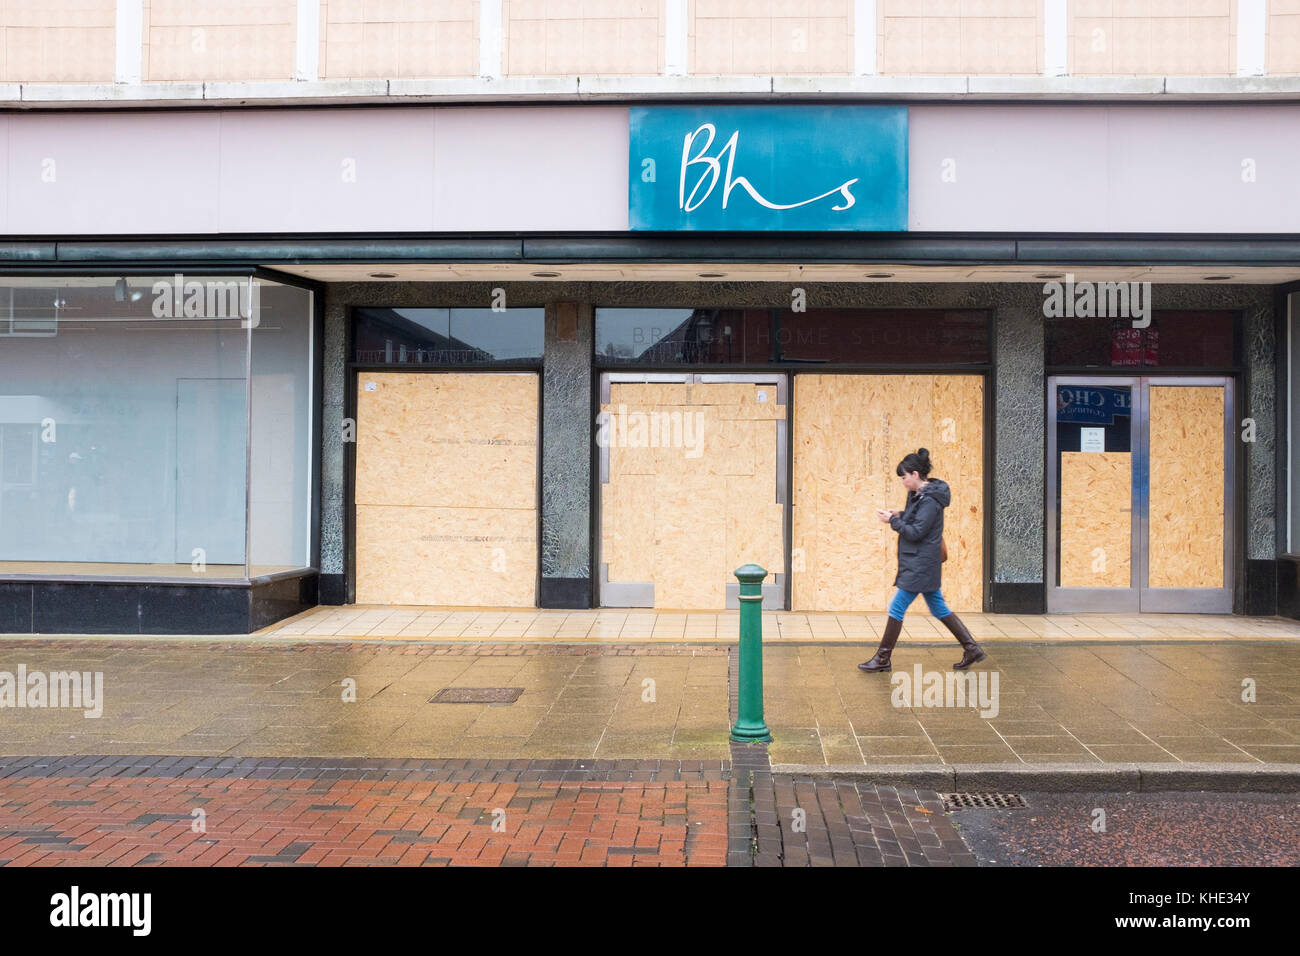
[
  {"xmin": 429, "ymin": 687, "xmax": 524, "ymax": 704},
  {"xmin": 941, "ymin": 792, "xmax": 1028, "ymax": 811}
]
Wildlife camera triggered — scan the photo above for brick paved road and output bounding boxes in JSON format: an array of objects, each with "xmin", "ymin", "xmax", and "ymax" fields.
[
  {"xmin": 0, "ymin": 757, "xmax": 729, "ymax": 867},
  {"xmin": 0, "ymin": 754, "xmax": 982, "ymax": 867},
  {"xmin": 727, "ymin": 742, "xmax": 975, "ymax": 867}
]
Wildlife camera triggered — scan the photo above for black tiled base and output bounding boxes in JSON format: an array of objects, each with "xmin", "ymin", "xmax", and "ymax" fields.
[
  {"xmin": 538, "ymin": 576, "xmax": 591, "ymax": 609},
  {"xmin": 988, "ymin": 582, "xmax": 1045, "ymax": 614},
  {"xmin": 0, "ymin": 573, "xmax": 318, "ymax": 635}
]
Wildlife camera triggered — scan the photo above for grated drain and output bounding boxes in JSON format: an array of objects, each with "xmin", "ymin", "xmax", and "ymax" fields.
[
  {"xmin": 940, "ymin": 792, "xmax": 1028, "ymax": 812},
  {"xmin": 429, "ymin": 687, "xmax": 523, "ymax": 704}
]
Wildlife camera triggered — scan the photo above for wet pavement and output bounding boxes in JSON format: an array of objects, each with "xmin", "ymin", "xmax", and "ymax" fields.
[
  {"xmin": 0, "ymin": 642, "xmax": 731, "ymax": 761},
  {"xmin": 950, "ymin": 791, "xmax": 1300, "ymax": 867},
  {"xmin": 764, "ymin": 642, "xmax": 1300, "ymax": 766},
  {"xmin": 0, "ymin": 638, "xmax": 1296, "ymax": 765}
]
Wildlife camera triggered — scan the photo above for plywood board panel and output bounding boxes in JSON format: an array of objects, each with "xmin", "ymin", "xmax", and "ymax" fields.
[
  {"xmin": 1148, "ymin": 385, "xmax": 1225, "ymax": 589},
  {"xmin": 610, "ymin": 382, "xmax": 691, "ymax": 407},
  {"xmin": 355, "ymin": 505, "xmax": 536, "ymax": 606},
  {"xmin": 355, "ymin": 372, "xmax": 538, "ymax": 607},
  {"xmin": 1059, "ymin": 451, "xmax": 1132, "ymax": 588},
  {"xmin": 700, "ymin": 411, "xmax": 756, "ymax": 477},
  {"xmin": 606, "ymin": 425, "xmax": 657, "ymax": 478},
  {"xmin": 602, "ymin": 380, "xmax": 785, "ymax": 609},
  {"xmin": 725, "ymin": 475, "xmax": 785, "ymax": 575},
  {"xmin": 602, "ymin": 472, "xmax": 654, "ymax": 583},
  {"xmin": 652, "ymin": 474, "xmax": 728, "ymax": 608},
  {"xmin": 713, "ymin": 401, "xmax": 786, "ymax": 420},
  {"xmin": 356, "ymin": 372, "xmax": 537, "ymax": 509},
  {"xmin": 791, "ymin": 374, "xmax": 984, "ymax": 612},
  {"xmin": 684, "ymin": 382, "xmax": 751, "ymax": 405}
]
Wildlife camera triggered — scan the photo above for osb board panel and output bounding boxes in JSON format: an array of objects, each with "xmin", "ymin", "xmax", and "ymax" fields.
[
  {"xmin": 355, "ymin": 506, "xmax": 536, "ymax": 606},
  {"xmin": 653, "ymin": 475, "xmax": 729, "ymax": 608},
  {"xmin": 791, "ymin": 374, "xmax": 984, "ymax": 612},
  {"xmin": 602, "ymin": 473, "xmax": 654, "ymax": 583},
  {"xmin": 1148, "ymin": 385, "xmax": 1225, "ymax": 589},
  {"xmin": 602, "ymin": 382, "xmax": 785, "ymax": 609},
  {"xmin": 355, "ymin": 372, "xmax": 538, "ymax": 509},
  {"xmin": 355, "ymin": 372, "xmax": 538, "ymax": 606},
  {"xmin": 1059, "ymin": 452, "xmax": 1131, "ymax": 588}
]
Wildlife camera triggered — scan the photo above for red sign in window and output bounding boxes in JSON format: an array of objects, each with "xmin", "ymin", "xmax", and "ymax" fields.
[{"xmin": 1110, "ymin": 323, "xmax": 1159, "ymax": 366}]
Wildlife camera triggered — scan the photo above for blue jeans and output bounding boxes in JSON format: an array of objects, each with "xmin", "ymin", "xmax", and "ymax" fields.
[{"xmin": 888, "ymin": 588, "xmax": 951, "ymax": 622}]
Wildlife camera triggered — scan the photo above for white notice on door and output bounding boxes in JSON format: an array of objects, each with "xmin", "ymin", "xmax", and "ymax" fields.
[{"xmin": 1080, "ymin": 427, "xmax": 1105, "ymax": 452}]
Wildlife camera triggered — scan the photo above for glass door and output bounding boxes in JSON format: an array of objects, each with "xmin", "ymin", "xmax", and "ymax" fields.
[
  {"xmin": 1048, "ymin": 378, "xmax": 1139, "ymax": 612},
  {"xmin": 1047, "ymin": 376, "xmax": 1233, "ymax": 614}
]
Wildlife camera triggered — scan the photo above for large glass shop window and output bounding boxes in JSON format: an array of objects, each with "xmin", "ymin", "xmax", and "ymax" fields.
[
  {"xmin": 595, "ymin": 308, "xmax": 990, "ymax": 365},
  {"xmin": 0, "ymin": 276, "xmax": 315, "ymax": 579}
]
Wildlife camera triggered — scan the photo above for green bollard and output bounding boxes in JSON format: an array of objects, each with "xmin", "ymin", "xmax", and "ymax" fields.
[{"xmin": 730, "ymin": 563, "xmax": 772, "ymax": 743}]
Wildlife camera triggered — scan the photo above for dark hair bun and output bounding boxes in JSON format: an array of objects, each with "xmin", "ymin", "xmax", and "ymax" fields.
[{"xmin": 895, "ymin": 448, "xmax": 933, "ymax": 479}]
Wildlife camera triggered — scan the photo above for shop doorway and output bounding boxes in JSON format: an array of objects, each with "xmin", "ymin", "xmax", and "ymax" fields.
[
  {"xmin": 1046, "ymin": 376, "xmax": 1234, "ymax": 613},
  {"xmin": 597, "ymin": 373, "xmax": 787, "ymax": 610}
]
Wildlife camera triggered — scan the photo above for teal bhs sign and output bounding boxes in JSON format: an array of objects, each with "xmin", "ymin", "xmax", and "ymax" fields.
[{"xmin": 628, "ymin": 105, "xmax": 908, "ymax": 232}]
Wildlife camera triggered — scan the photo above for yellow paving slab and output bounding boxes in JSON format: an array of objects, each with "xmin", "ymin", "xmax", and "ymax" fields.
[{"xmin": 240, "ymin": 606, "xmax": 1300, "ymax": 645}]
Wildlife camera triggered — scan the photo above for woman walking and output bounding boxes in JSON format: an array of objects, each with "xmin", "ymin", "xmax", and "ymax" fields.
[{"xmin": 859, "ymin": 448, "xmax": 986, "ymax": 673}]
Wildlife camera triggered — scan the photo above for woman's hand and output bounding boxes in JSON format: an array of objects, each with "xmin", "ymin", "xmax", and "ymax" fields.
[{"xmin": 876, "ymin": 508, "xmax": 894, "ymax": 523}]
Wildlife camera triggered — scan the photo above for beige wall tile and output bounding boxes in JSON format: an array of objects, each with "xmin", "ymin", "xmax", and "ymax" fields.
[
  {"xmin": 0, "ymin": 0, "xmax": 115, "ymax": 82},
  {"xmin": 145, "ymin": 1, "xmax": 298, "ymax": 81},
  {"xmin": 506, "ymin": 0, "xmax": 662, "ymax": 75},
  {"xmin": 692, "ymin": 0, "xmax": 852, "ymax": 75},
  {"xmin": 1071, "ymin": 6, "xmax": 1233, "ymax": 75},
  {"xmin": 148, "ymin": 0, "xmax": 296, "ymax": 28},
  {"xmin": 1269, "ymin": 14, "xmax": 1300, "ymax": 74},
  {"xmin": 4, "ymin": 0, "xmax": 115, "ymax": 28},
  {"xmin": 322, "ymin": 0, "xmax": 477, "ymax": 78},
  {"xmin": 881, "ymin": 7, "xmax": 1041, "ymax": 74}
]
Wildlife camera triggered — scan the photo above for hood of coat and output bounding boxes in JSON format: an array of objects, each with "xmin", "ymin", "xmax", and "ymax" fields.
[{"xmin": 915, "ymin": 478, "xmax": 951, "ymax": 509}]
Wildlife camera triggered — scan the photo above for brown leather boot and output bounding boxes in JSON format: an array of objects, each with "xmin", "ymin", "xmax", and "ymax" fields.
[
  {"xmin": 859, "ymin": 617, "xmax": 903, "ymax": 672},
  {"xmin": 939, "ymin": 613, "xmax": 986, "ymax": 670}
]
